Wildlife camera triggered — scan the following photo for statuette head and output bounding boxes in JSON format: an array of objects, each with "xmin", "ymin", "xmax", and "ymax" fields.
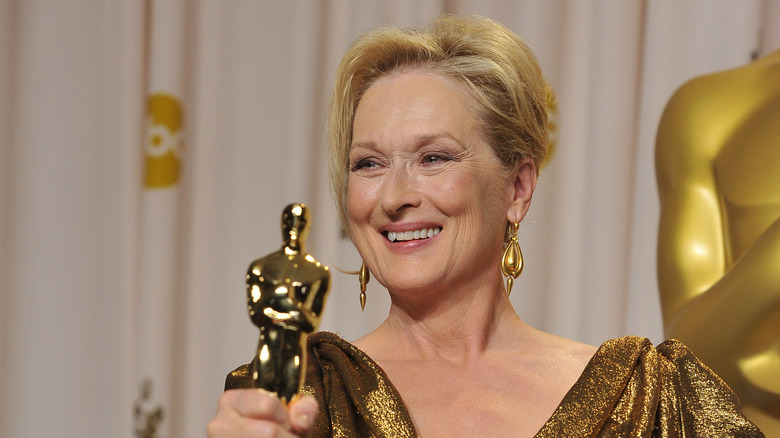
[{"xmin": 281, "ymin": 203, "xmax": 310, "ymax": 250}]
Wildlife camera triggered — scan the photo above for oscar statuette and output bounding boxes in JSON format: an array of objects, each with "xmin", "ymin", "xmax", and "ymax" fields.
[{"xmin": 245, "ymin": 203, "xmax": 331, "ymax": 403}]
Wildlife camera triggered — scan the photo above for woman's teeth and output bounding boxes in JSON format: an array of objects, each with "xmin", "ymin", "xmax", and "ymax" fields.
[{"xmin": 386, "ymin": 228, "xmax": 441, "ymax": 242}]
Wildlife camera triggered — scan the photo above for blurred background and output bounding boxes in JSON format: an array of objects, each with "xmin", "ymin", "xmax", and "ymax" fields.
[{"xmin": 1, "ymin": 1, "xmax": 778, "ymax": 436}]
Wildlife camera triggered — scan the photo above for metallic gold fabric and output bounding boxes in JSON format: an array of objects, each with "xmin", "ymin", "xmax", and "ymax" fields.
[
  {"xmin": 225, "ymin": 333, "xmax": 763, "ymax": 437},
  {"xmin": 535, "ymin": 337, "xmax": 763, "ymax": 437},
  {"xmin": 226, "ymin": 331, "xmax": 416, "ymax": 437}
]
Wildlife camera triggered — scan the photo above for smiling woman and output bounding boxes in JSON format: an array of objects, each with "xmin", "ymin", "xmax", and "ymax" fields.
[{"xmin": 208, "ymin": 15, "xmax": 764, "ymax": 438}]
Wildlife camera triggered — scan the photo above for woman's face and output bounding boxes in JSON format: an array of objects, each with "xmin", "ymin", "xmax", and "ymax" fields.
[{"xmin": 347, "ymin": 71, "xmax": 521, "ymax": 296}]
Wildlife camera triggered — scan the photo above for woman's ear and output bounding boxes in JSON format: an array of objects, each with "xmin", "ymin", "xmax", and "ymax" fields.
[{"xmin": 507, "ymin": 158, "xmax": 537, "ymax": 223}]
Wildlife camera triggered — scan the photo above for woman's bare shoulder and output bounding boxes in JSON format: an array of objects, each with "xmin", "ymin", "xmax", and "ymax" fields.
[
  {"xmin": 517, "ymin": 328, "xmax": 599, "ymax": 377},
  {"xmin": 350, "ymin": 325, "xmax": 398, "ymax": 361}
]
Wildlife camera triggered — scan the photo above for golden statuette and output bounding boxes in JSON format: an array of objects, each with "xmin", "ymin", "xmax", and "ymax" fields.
[
  {"xmin": 657, "ymin": 48, "xmax": 780, "ymax": 434},
  {"xmin": 245, "ymin": 203, "xmax": 331, "ymax": 403}
]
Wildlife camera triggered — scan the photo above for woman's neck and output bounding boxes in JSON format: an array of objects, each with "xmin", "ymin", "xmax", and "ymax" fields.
[{"xmin": 363, "ymin": 275, "xmax": 528, "ymax": 365}]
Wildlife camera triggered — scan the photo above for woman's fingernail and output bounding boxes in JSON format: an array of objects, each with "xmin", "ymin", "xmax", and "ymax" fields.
[
  {"xmin": 256, "ymin": 388, "xmax": 278, "ymax": 399},
  {"xmin": 297, "ymin": 413, "xmax": 314, "ymax": 429}
]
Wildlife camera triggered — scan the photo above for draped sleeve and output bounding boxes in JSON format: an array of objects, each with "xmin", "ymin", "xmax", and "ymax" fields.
[
  {"xmin": 224, "ymin": 331, "xmax": 417, "ymax": 437},
  {"xmin": 535, "ymin": 336, "xmax": 764, "ymax": 437},
  {"xmin": 302, "ymin": 331, "xmax": 417, "ymax": 437}
]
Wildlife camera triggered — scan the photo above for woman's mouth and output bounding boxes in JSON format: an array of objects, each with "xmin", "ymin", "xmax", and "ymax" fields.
[{"xmin": 385, "ymin": 227, "xmax": 441, "ymax": 242}]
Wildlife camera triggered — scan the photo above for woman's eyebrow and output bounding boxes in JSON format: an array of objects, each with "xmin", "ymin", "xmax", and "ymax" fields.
[{"xmin": 351, "ymin": 132, "xmax": 463, "ymax": 151}]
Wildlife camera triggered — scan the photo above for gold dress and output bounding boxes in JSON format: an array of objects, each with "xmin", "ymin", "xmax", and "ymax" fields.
[{"xmin": 225, "ymin": 331, "xmax": 763, "ymax": 437}]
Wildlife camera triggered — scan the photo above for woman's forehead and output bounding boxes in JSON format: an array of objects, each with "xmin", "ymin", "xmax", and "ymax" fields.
[{"xmin": 352, "ymin": 72, "xmax": 482, "ymax": 148}]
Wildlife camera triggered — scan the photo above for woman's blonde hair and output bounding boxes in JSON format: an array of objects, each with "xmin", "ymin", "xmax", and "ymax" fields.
[{"xmin": 328, "ymin": 15, "xmax": 553, "ymax": 230}]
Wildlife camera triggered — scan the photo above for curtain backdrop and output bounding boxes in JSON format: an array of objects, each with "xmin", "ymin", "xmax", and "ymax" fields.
[{"xmin": 1, "ymin": 1, "xmax": 778, "ymax": 437}]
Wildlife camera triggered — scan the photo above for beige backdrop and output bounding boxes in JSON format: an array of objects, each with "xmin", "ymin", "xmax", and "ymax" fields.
[{"xmin": 1, "ymin": 1, "xmax": 778, "ymax": 437}]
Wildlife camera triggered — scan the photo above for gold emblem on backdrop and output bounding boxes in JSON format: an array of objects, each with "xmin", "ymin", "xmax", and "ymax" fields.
[{"xmin": 144, "ymin": 93, "xmax": 183, "ymax": 188}]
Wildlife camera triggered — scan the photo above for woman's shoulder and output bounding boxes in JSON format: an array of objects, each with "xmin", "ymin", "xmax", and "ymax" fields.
[
  {"xmin": 308, "ymin": 330, "xmax": 368, "ymax": 360},
  {"xmin": 584, "ymin": 335, "xmax": 737, "ymax": 393},
  {"xmin": 538, "ymin": 336, "xmax": 764, "ymax": 437},
  {"xmin": 591, "ymin": 335, "xmax": 728, "ymax": 374},
  {"xmin": 521, "ymin": 328, "xmax": 599, "ymax": 376},
  {"xmin": 305, "ymin": 331, "xmax": 418, "ymax": 437}
]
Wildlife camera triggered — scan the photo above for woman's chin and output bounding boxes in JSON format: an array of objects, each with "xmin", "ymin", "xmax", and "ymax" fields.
[{"xmin": 381, "ymin": 275, "xmax": 454, "ymax": 302}]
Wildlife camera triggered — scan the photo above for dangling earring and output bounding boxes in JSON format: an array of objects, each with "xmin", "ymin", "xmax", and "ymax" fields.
[
  {"xmin": 359, "ymin": 262, "xmax": 370, "ymax": 311},
  {"xmin": 501, "ymin": 221, "xmax": 523, "ymax": 296}
]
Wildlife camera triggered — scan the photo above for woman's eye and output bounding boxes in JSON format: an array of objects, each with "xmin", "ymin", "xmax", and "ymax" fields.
[
  {"xmin": 422, "ymin": 154, "xmax": 450, "ymax": 164},
  {"xmin": 351, "ymin": 158, "xmax": 378, "ymax": 171}
]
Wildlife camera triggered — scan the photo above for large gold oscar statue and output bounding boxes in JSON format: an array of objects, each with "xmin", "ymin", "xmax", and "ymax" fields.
[
  {"xmin": 245, "ymin": 203, "xmax": 331, "ymax": 403},
  {"xmin": 656, "ymin": 49, "xmax": 780, "ymax": 434}
]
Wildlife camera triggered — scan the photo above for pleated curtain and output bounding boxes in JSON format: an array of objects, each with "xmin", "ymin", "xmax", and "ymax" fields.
[{"xmin": 1, "ymin": 1, "xmax": 777, "ymax": 436}]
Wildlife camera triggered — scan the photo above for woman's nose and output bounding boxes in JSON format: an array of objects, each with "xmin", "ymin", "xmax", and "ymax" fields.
[{"xmin": 380, "ymin": 165, "xmax": 421, "ymax": 215}]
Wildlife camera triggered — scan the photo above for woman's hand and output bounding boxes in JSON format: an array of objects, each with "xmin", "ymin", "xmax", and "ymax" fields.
[{"xmin": 207, "ymin": 389, "xmax": 318, "ymax": 438}]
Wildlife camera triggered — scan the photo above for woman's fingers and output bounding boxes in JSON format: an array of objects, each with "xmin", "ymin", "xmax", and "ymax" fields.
[
  {"xmin": 207, "ymin": 415, "xmax": 302, "ymax": 438},
  {"xmin": 230, "ymin": 389, "xmax": 290, "ymax": 426},
  {"xmin": 208, "ymin": 389, "xmax": 301, "ymax": 437},
  {"xmin": 288, "ymin": 395, "xmax": 319, "ymax": 435}
]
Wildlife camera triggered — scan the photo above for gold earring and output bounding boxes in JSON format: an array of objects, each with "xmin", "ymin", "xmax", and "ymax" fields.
[
  {"xmin": 501, "ymin": 221, "xmax": 523, "ymax": 296},
  {"xmin": 359, "ymin": 262, "xmax": 370, "ymax": 311}
]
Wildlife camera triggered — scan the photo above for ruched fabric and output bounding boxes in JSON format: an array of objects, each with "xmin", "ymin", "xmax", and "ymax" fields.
[{"xmin": 226, "ymin": 332, "xmax": 763, "ymax": 437}]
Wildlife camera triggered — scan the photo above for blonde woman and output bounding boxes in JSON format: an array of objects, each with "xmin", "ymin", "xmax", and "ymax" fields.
[{"xmin": 208, "ymin": 16, "xmax": 762, "ymax": 438}]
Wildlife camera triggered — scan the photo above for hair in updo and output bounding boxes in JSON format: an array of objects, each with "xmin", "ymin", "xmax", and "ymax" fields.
[{"xmin": 328, "ymin": 15, "xmax": 553, "ymax": 231}]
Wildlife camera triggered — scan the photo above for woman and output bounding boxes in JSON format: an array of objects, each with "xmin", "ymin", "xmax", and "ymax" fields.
[{"xmin": 208, "ymin": 15, "xmax": 762, "ymax": 437}]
